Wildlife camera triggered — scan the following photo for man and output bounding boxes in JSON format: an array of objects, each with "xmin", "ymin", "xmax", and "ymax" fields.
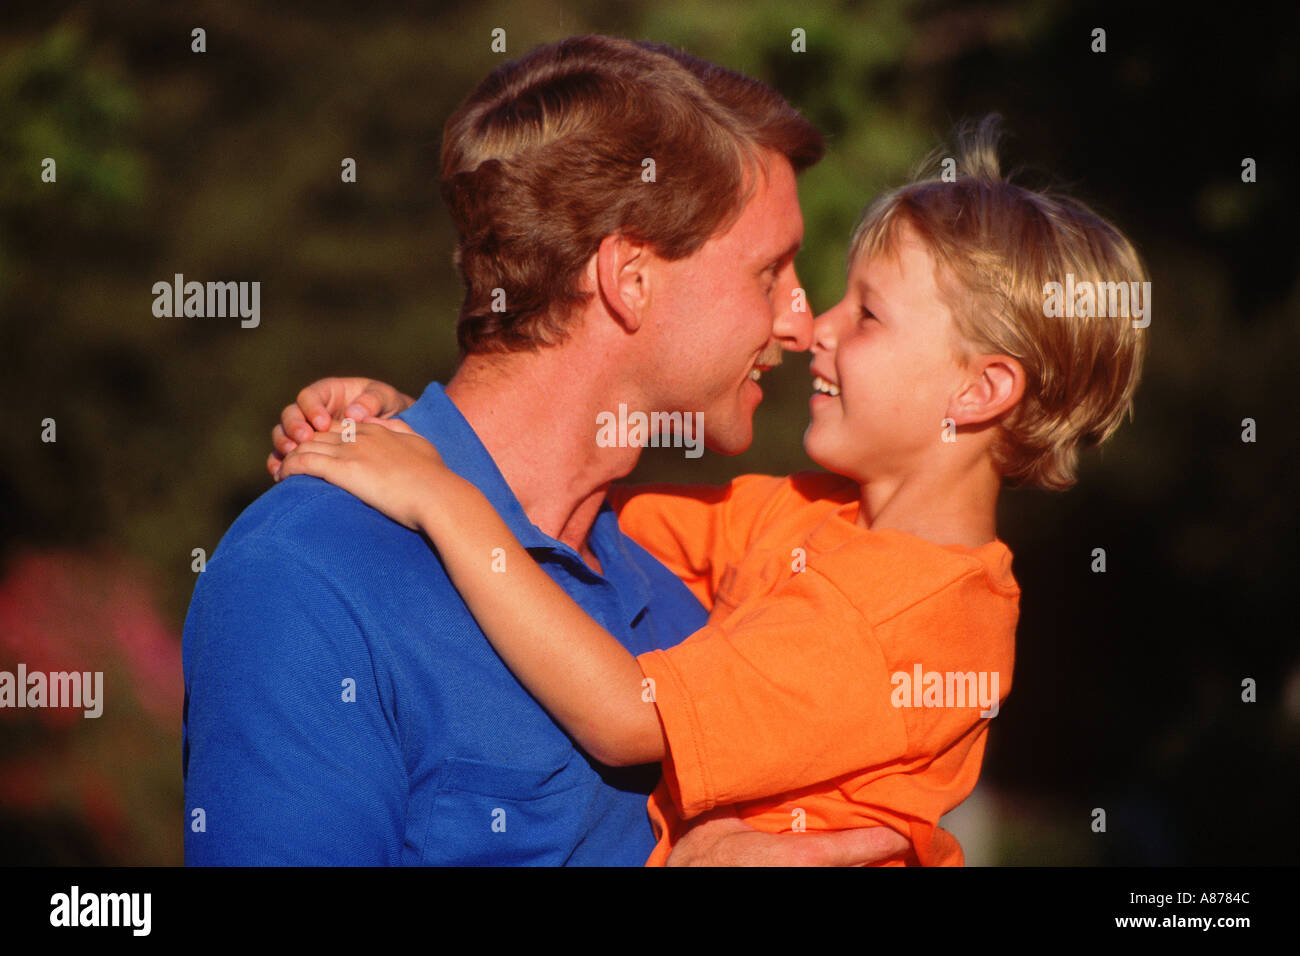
[{"xmin": 184, "ymin": 34, "xmax": 909, "ymax": 865}]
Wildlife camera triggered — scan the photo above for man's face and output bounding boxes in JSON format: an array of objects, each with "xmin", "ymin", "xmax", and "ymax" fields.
[
  {"xmin": 804, "ymin": 222, "xmax": 970, "ymax": 483},
  {"xmin": 642, "ymin": 152, "xmax": 811, "ymax": 455}
]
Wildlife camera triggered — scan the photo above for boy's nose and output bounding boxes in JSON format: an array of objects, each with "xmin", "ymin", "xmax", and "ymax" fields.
[{"xmin": 811, "ymin": 308, "xmax": 838, "ymax": 352}]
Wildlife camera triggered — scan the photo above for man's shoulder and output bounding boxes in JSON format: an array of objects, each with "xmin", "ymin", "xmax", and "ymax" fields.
[
  {"xmin": 185, "ymin": 475, "xmax": 459, "ymax": 654},
  {"xmin": 218, "ymin": 475, "xmax": 394, "ymax": 550},
  {"xmin": 183, "ymin": 475, "xmax": 477, "ymax": 693},
  {"xmin": 209, "ymin": 475, "xmax": 435, "ymax": 580}
]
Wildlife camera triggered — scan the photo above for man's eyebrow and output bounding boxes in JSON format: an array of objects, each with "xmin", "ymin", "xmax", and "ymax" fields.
[{"xmin": 766, "ymin": 237, "xmax": 802, "ymax": 266}]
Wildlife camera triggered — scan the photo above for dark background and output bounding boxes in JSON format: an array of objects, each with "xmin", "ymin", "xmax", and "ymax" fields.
[{"xmin": 0, "ymin": 0, "xmax": 1295, "ymax": 864}]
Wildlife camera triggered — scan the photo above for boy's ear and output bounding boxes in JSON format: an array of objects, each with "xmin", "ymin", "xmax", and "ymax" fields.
[
  {"xmin": 949, "ymin": 354, "xmax": 1026, "ymax": 427},
  {"xmin": 590, "ymin": 233, "xmax": 651, "ymax": 333}
]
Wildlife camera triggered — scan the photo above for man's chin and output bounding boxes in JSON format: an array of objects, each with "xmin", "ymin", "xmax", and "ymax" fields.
[{"xmin": 703, "ymin": 422, "xmax": 753, "ymax": 457}]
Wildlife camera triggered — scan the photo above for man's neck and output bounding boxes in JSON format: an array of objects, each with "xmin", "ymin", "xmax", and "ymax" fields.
[{"xmin": 444, "ymin": 349, "xmax": 644, "ymax": 559}]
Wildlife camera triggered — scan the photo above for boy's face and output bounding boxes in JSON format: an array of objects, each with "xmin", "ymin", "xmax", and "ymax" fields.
[{"xmin": 804, "ymin": 221, "xmax": 971, "ymax": 483}]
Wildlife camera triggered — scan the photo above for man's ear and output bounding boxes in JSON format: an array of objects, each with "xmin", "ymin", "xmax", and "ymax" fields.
[
  {"xmin": 592, "ymin": 233, "xmax": 651, "ymax": 333},
  {"xmin": 949, "ymin": 354, "xmax": 1026, "ymax": 427}
]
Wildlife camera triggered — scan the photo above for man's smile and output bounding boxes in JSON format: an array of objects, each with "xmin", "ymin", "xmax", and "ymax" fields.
[{"xmin": 748, "ymin": 342, "xmax": 786, "ymax": 383}]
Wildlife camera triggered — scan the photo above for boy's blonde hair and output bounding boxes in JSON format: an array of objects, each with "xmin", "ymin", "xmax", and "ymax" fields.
[{"xmin": 848, "ymin": 115, "xmax": 1148, "ymax": 491}]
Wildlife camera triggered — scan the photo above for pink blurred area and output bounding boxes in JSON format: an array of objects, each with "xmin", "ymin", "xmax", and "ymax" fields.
[{"xmin": 0, "ymin": 549, "xmax": 183, "ymax": 864}]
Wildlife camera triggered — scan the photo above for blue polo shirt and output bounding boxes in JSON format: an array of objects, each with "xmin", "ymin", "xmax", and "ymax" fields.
[{"xmin": 182, "ymin": 382, "xmax": 708, "ymax": 865}]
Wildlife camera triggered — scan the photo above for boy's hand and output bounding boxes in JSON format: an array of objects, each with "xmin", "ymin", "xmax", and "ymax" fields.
[
  {"xmin": 667, "ymin": 807, "xmax": 910, "ymax": 867},
  {"xmin": 277, "ymin": 418, "xmax": 450, "ymax": 532},
  {"xmin": 269, "ymin": 377, "xmax": 414, "ymax": 479}
]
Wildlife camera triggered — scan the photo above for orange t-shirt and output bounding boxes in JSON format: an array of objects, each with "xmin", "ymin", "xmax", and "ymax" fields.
[{"xmin": 609, "ymin": 472, "xmax": 1019, "ymax": 866}]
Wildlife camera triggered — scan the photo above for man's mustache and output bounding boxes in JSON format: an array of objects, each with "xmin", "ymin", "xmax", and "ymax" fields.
[{"xmin": 757, "ymin": 342, "xmax": 785, "ymax": 368}]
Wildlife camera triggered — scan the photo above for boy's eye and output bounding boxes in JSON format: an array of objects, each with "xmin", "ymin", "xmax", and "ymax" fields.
[{"xmin": 859, "ymin": 307, "xmax": 876, "ymax": 323}]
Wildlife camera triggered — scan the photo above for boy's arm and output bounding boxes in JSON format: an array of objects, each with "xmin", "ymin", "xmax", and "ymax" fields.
[
  {"xmin": 279, "ymin": 422, "xmax": 667, "ymax": 768},
  {"xmin": 636, "ymin": 554, "xmax": 912, "ymax": 818},
  {"xmin": 277, "ymin": 425, "xmax": 915, "ymax": 794},
  {"xmin": 370, "ymin": 487, "xmax": 919, "ymax": 865},
  {"xmin": 422, "ymin": 475, "xmax": 666, "ymax": 768}
]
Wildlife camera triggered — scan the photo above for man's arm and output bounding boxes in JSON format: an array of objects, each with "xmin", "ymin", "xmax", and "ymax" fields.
[
  {"xmin": 183, "ymin": 540, "xmax": 406, "ymax": 864},
  {"xmin": 668, "ymin": 808, "xmax": 911, "ymax": 866}
]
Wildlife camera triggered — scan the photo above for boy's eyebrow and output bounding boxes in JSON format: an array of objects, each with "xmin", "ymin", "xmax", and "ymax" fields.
[{"xmin": 854, "ymin": 277, "xmax": 889, "ymax": 316}]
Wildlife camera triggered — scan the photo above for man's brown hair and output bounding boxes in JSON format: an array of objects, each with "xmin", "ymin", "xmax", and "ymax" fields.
[{"xmin": 440, "ymin": 35, "xmax": 823, "ymax": 354}]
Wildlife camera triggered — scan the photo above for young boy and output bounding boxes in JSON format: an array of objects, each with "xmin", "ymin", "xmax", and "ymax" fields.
[{"xmin": 275, "ymin": 120, "xmax": 1147, "ymax": 865}]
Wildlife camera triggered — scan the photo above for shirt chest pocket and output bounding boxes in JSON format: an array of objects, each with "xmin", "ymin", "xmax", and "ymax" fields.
[{"xmin": 415, "ymin": 756, "xmax": 587, "ymax": 866}]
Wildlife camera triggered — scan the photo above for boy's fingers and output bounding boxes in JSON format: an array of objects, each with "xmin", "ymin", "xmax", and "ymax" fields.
[
  {"xmin": 280, "ymin": 403, "xmax": 314, "ymax": 444},
  {"xmin": 345, "ymin": 395, "xmax": 380, "ymax": 422},
  {"xmin": 277, "ymin": 450, "xmax": 335, "ymax": 480},
  {"xmin": 362, "ymin": 417, "xmax": 414, "ymax": 435},
  {"xmin": 346, "ymin": 382, "xmax": 396, "ymax": 421},
  {"xmin": 289, "ymin": 436, "xmax": 344, "ymax": 457},
  {"xmin": 328, "ymin": 419, "xmax": 396, "ymax": 441},
  {"xmin": 271, "ymin": 424, "xmax": 298, "ymax": 456},
  {"xmin": 297, "ymin": 380, "xmax": 341, "ymax": 432}
]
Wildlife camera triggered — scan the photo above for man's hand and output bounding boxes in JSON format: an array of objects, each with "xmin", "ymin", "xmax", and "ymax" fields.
[
  {"xmin": 268, "ymin": 377, "xmax": 414, "ymax": 479},
  {"xmin": 666, "ymin": 807, "xmax": 911, "ymax": 867}
]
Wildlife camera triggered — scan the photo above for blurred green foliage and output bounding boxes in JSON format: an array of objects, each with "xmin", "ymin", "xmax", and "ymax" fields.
[{"xmin": 0, "ymin": 1, "xmax": 1295, "ymax": 864}]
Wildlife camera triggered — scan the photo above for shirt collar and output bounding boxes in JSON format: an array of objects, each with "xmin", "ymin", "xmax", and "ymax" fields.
[
  {"xmin": 397, "ymin": 382, "xmax": 651, "ymax": 625},
  {"xmin": 398, "ymin": 382, "xmax": 554, "ymax": 552},
  {"xmin": 589, "ymin": 503, "xmax": 653, "ymax": 624}
]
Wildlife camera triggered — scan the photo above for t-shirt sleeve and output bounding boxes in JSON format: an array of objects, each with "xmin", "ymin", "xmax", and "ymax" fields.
[
  {"xmin": 182, "ymin": 541, "xmax": 406, "ymax": 864},
  {"xmin": 635, "ymin": 561, "xmax": 909, "ymax": 819},
  {"xmin": 608, "ymin": 475, "xmax": 785, "ymax": 609}
]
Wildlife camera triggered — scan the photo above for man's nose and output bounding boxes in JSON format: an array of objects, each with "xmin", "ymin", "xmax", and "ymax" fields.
[{"xmin": 772, "ymin": 272, "xmax": 814, "ymax": 352}]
